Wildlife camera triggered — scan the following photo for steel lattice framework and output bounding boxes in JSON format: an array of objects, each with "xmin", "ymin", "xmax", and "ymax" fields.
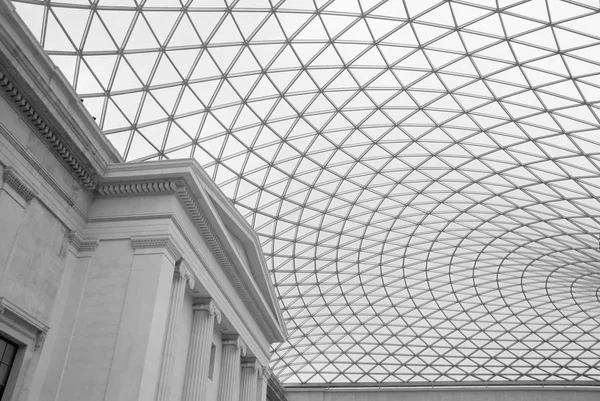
[{"xmin": 12, "ymin": 0, "xmax": 600, "ymax": 386}]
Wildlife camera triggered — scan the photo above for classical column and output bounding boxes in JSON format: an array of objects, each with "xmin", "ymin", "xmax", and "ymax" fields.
[
  {"xmin": 256, "ymin": 366, "xmax": 271, "ymax": 401},
  {"xmin": 155, "ymin": 260, "xmax": 195, "ymax": 401},
  {"xmin": 182, "ymin": 300, "xmax": 222, "ymax": 401},
  {"xmin": 217, "ymin": 336, "xmax": 246, "ymax": 401},
  {"xmin": 240, "ymin": 359, "xmax": 260, "ymax": 401}
]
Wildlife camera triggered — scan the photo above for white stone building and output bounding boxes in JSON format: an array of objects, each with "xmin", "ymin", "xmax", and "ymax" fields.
[{"xmin": 0, "ymin": 2, "xmax": 287, "ymax": 400}]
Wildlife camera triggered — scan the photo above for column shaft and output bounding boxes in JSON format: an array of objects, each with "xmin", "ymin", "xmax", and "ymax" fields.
[
  {"xmin": 182, "ymin": 302, "xmax": 221, "ymax": 401},
  {"xmin": 239, "ymin": 360, "xmax": 259, "ymax": 401},
  {"xmin": 155, "ymin": 263, "xmax": 192, "ymax": 401},
  {"xmin": 256, "ymin": 367, "xmax": 270, "ymax": 401},
  {"xmin": 217, "ymin": 337, "xmax": 245, "ymax": 401}
]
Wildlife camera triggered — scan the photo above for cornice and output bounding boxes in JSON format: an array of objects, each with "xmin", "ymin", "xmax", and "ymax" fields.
[
  {"xmin": 96, "ymin": 180, "xmax": 178, "ymax": 197},
  {"xmin": 3, "ymin": 166, "xmax": 36, "ymax": 202},
  {"xmin": 130, "ymin": 234, "xmax": 182, "ymax": 261},
  {"xmin": 0, "ymin": 69, "xmax": 96, "ymax": 190},
  {"xmin": 68, "ymin": 231, "xmax": 99, "ymax": 253},
  {"xmin": 173, "ymin": 182, "xmax": 251, "ymax": 309}
]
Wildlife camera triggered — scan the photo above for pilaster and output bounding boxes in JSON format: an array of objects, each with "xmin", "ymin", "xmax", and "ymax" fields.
[
  {"xmin": 102, "ymin": 234, "xmax": 183, "ymax": 401},
  {"xmin": 218, "ymin": 336, "xmax": 246, "ymax": 401},
  {"xmin": 130, "ymin": 234, "xmax": 182, "ymax": 263},
  {"xmin": 182, "ymin": 300, "xmax": 222, "ymax": 401}
]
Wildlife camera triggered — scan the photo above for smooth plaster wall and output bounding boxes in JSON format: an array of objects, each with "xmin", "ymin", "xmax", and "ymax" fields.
[
  {"xmin": 286, "ymin": 389, "xmax": 600, "ymax": 401},
  {"xmin": 57, "ymin": 239, "xmax": 133, "ymax": 401},
  {"xmin": 0, "ymin": 186, "xmax": 65, "ymax": 399},
  {"xmin": 0, "ymin": 173, "xmax": 69, "ymax": 324},
  {"xmin": 34, "ymin": 248, "xmax": 94, "ymax": 401}
]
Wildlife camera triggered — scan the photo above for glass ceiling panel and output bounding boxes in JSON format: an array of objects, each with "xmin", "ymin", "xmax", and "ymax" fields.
[{"xmin": 13, "ymin": 0, "xmax": 600, "ymax": 386}]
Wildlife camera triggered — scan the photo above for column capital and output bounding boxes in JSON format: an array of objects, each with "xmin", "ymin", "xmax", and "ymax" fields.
[
  {"xmin": 130, "ymin": 235, "xmax": 181, "ymax": 261},
  {"xmin": 223, "ymin": 336, "xmax": 246, "ymax": 357},
  {"xmin": 259, "ymin": 365, "xmax": 272, "ymax": 381},
  {"xmin": 174, "ymin": 259, "xmax": 195, "ymax": 290},
  {"xmin": 241, "ymin": 358, "xmax": 261, "ymax": 371},
  {"xmin": 68, "ymin": 231, "xmax": 100, "ymax": 253},
  {"xmin": 193, "ymin": 300, "xmax": 222, "ymax": 324}
]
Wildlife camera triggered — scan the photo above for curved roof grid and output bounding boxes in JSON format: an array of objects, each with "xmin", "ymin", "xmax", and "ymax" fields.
[{"xmin": 12, "ymin": 0, "xmax": 600, "ymax": 386}]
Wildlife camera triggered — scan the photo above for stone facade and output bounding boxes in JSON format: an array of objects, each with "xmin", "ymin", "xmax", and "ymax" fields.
[{"xmin": 0, "ymin": 2, "xmax": 286, "ymax": 401}]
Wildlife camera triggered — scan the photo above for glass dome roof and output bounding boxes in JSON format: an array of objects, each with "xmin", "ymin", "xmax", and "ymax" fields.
[{"xmin": 13, "ymin": 0, "xmax": 600, "ymax": 386}]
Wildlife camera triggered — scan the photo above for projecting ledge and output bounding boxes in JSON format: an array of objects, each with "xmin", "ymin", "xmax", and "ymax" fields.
[{"xmin": 0, "ymin": 297, "xmax": 49, "ymax": 349}]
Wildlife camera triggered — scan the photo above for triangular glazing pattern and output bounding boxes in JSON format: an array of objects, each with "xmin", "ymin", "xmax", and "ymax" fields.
[{"xmin": 13, "ymin": 0, "xmax": 600, "ymax": 386}]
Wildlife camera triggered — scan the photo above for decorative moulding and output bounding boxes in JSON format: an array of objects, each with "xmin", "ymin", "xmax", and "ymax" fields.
[
  {"xmin": 193, "ymin": 300, "xmax": 222, "ymax": 325},
  {"xmin": 130, "ymin": 234, "xmax": 182, "ymax": 261},
  {"xmin": 174, "ymin": 259, "xmax": 195, "ymax": 290},
  {"xmin": 0, "ymin": 297, "xmax": 49, "ymax": 349},
  {"xmin": 222, "ymin": 336, "xmax": 246, "ymax": 356},
  {"xmin": 2, "ymin": 166, "xmax": 36, "ymax": 202},
  {"xmin": 96, "ymin": 180, "xmax": 178, "ymax": 196},
  {"xmin": 68, "ymin": 232, "xmax": 100, "ymax": 253},
  {"xmin": 0, "ymin": 69, "xmax": 96, "ymax": 190}
]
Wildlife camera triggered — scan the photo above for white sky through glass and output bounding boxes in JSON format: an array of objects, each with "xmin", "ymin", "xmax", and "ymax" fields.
[{"xmin": 12, "ymin": 0, "xmax": 600, "ymax": 386}]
